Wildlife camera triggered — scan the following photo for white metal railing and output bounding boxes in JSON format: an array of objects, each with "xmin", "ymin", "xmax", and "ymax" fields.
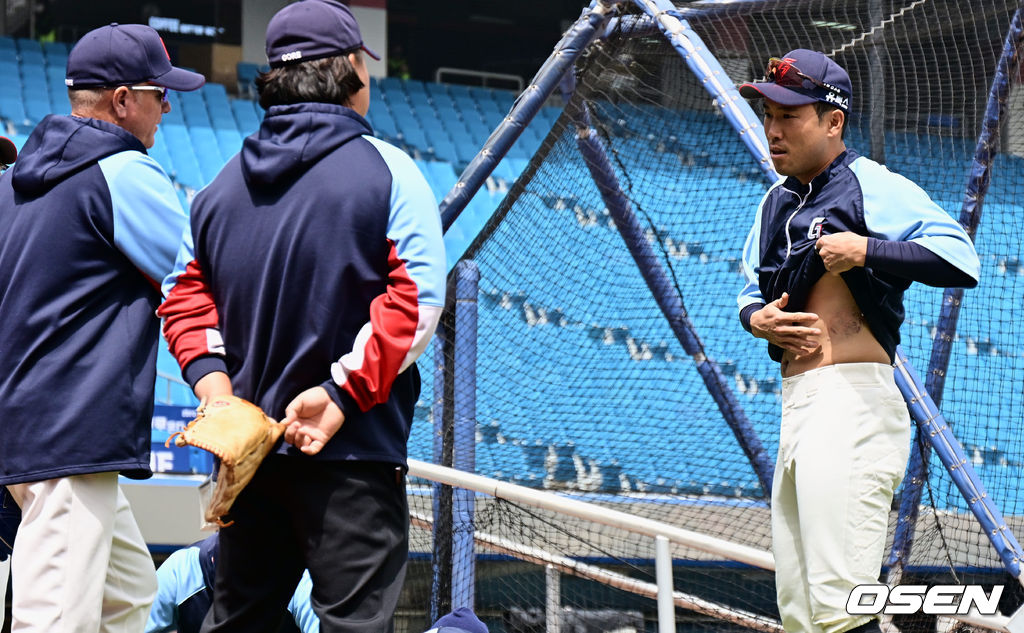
[{"xmin": 408, "ymin": 458, "xmax": 776, "ymax": 633}]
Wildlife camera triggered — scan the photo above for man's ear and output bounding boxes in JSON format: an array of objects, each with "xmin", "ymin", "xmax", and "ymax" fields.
[
  {"xmin": 829, "ymin": 109, "xmax": 845, "ymax": 138},
  {"xmin": 111, "ymin": 86, "xmax": 131, "ymax": 119}
]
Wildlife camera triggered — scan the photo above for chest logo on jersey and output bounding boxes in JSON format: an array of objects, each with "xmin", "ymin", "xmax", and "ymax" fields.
[{"xmin": 807, "ymin": 217, "xmax": 826, "ymax": 240}]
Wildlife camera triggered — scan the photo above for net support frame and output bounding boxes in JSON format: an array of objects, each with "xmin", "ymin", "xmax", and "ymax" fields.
[
  {"xmin": 430, "ymin": 260, "xmax": 481, "ymax": 617},
  {"xmin": 888, "ymin": 7, "xmax": 1024, "ymax": 579}
]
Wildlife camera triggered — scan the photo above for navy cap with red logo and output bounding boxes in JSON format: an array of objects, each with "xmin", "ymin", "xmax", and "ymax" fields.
[
  {"xmin": 265, "ymin": 0, "xmax": 380, "ymax": 68},
  {"xmin": 739, "ymin": 49, "xmax": 852, "ymax": 113},
  {"xmin": 65, "ymin": 23, "xmax": 205, "ymax": 92}
]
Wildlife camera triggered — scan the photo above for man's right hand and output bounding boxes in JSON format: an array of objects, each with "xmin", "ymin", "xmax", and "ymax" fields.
[
  {"xmin": 283, "ymin": 386, "xmax": 345, "ymax": 456},
  {"xmin": 749, "ymin": 292, "xmax": 822, "ymax": 356}
]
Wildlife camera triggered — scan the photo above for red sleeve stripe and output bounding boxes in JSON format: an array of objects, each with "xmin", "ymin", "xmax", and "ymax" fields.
[
  {"xmin": 330, "ymin": 240, "xmax": 420, "ymax": 412},
  {"xmin": 157, "ymin": 258, "xmax": 223, "ymax": 371}
]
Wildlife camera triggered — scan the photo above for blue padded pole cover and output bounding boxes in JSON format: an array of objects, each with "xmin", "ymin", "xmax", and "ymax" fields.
[{"xmin": 893, "ymin": 346, "xmax": 1023, "ymax": 579}]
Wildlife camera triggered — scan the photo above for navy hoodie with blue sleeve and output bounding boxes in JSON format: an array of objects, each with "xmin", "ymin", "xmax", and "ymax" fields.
[
  {"xmin": 160, "ymin": 103, "xmax": 446, "ymax": 465},
  {"xmin": 736, "ymin": 149, "xmax": 979, "ymax": 363},
  {"xmin": 0, "ymin": 115, "xmax": 188, "ymax": 484}
]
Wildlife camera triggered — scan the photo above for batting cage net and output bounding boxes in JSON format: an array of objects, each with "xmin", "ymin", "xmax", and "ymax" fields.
[{"xmin": 406, "ymin": 1, "xmax": 1024, "ymax": 631}]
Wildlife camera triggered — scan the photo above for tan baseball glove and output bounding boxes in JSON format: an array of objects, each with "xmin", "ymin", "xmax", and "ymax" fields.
[{"xmin": 167, "ymin": 395, "xmax": 286, "ymax": 527}]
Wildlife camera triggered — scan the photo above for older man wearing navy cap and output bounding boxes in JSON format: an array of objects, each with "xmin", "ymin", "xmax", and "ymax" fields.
[
  {"xmin": 735, "ymin": 50, "xmax": 979, "ymax": 633},
  {"xmin": 158, "ymin": 1, "xmax": 444, "ymax": 632},
  {"xmin": 0, "ymin": 22, "xmax": 204, "ymax": 633}
]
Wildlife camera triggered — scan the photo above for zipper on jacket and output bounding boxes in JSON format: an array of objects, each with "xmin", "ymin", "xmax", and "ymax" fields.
[{"xmin": 784, "ymin": 182, "xmax": 814, "ymax": 258}]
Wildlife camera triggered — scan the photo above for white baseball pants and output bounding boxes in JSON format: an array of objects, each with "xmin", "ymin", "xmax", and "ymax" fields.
[
  {"xmin": 773, "ymin": 363, "xmax": 911, "ymax": 633},
  {"xmin": 6, "ymin": 472, "xmax": 157, "ymax": 633}
]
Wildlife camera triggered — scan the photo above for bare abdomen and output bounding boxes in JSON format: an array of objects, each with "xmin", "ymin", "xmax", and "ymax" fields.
[{"xmin": 780, "ymin": 273, "xmax": 889, "ymax": 377}]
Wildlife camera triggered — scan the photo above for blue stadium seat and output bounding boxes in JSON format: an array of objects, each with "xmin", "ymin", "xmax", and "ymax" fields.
[
  {"xmin": 203, "ymin": 83, "xmax": 232, "ymax": 111},
  {"xmin": 214, "ymin": 127, "xmax": 244, "ymax": 159},
  {"xmin": 189, "ymin": 126, "xmax": 225, "ymax": 183},
  {"xmin": 230, "ymin": 99, "xmax": 260, "ymax": 136},
  {"xmin": 0, "ymin": 37, "xmax": 14, "ymax": 51},
  {"xmin": 15, "ymin": 38, "xmax": 40, "ymax": 53},
  {"xmin": 41, "ymin": 40, "xmax": 69, "ymax": 57},
  {"xmin": 0, "ymin": 97, "xmax": 28, "ymax": 128},
  {"xmin": 378, "ymin": 76, "xmax": 404, "ymax": 95},
  {"xmin": 23, "ymin": 97, "xmax": 50, "ymax": 124},
  {"xmin": 19, "ymin": 49, "xmax": 44, "ymax": 66},
  {"xmin": 149, "ymin": 129, "xmax": 176, "ymax": 176},
  {"xmin": 236, "ymin": 62, "xmax": 262, "ymax": 98},
  {"xmin": 162, "ymin": 123, "xmax": 205, "ymax": 190},
  {"xmin": 428, "ymin": 137, "xmax": 458, "ymax": 165},
  {"xmin": 0, "ymin": 81, "xmax": 20, "ymax": 100}
]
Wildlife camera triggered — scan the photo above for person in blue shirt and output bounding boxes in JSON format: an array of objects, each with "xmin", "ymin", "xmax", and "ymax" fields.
[
  {"xmin": 736, "ymin": 50, "xmax": 979, "ymax": 633},
  {"xmin": 147, "ymin": 534, "xmax": 317, "ymax": 633},
  {"xmin": 0, "ymin": 23, "xmax": 204, "ymax": 633}
]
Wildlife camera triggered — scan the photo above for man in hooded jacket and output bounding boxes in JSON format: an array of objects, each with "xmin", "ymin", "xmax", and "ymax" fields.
[
  {"xmin": 158, "ymin": 1, "xmax": 446, "ymax": 631},
  {"xmin": 0, "ymin": 23, "xmax": 204, "ymax": 633}
]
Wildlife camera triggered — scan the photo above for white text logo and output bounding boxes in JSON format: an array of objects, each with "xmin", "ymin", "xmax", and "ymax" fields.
[
  {"xmin": 824, "ymin": 92, "xmax": 849, "ymax": 109},
  {"xmin": 847, "ymin": 584, "xmax": 1003, "ymax": 616},
  {"xmin": 281, "ymin": 50, "xmax": 303, "ymax": 62}
]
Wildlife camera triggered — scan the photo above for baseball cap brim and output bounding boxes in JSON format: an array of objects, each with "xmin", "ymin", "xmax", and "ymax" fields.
[
  {"xmin": 0, "ymin": 137, "xmax": 16, "ymax": 164},
  {"xmin": 361, "ymin": 44, "xmax": 380, "ymax": 61},
  {"xmin": 152, "ymin": 65, "xmax": 206, "ymax": 92},
  {"xmin": 739, "ymin": 81, "xmax": 817, "ymax": 107}
]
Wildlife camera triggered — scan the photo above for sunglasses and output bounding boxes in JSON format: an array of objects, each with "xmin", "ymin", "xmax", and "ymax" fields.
[
  {"xmin": 128, "ymin": 85, "xmax": 169, "ymax": 104},
  {"xmin": 765, "ymin": 57, "xmax": 834, "ymax": 93}
]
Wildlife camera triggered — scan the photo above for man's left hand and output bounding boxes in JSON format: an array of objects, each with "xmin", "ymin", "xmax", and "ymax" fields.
[{"xmin": 815, "ymin": 232, "xmax": 868, "ymax": 274}]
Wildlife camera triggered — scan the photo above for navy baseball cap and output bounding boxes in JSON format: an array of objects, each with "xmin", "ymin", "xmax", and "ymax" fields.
[
  {"xmin": 66, "ymin": 23, "xmax": 205, "ymax": 91},
  {"xmin": 739, "ymin": 49, "xmax": 852, "ymax": 113},
  {"xmin": 266, "ymin": 0, "xmax": 380, "ymax": 68},
  {"xmin": 426, "ymin": 608, "xmax": 488, "ymax": 633}
]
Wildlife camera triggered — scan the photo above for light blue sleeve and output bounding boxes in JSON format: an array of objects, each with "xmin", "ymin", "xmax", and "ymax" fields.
[
  {"xmin": 851, "ymin": 156, "xmax": 980, "ymax": 281},
  {"xmin": 737, "ymin": 189, "xmax": 772, "ymax": 311},
  {"xmin": 146, "ymin": 546, "xmax": 204, "ymax": 633},
  {"xmin": 288, "ymin": 570, "xmax": 320, "ymax": 633},
  {"xmin": 363, "ymin": 135, "xmax": 447, "ymax": 309},
  {"xmin": 99, "ymin": 150, "xmax": 189, "ymax": 288},
  {"xmin": 161, "ymin": 219, "xmax": 196, "ymax": 298}
]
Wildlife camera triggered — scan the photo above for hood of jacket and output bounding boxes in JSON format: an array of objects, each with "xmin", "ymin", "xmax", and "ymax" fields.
[
  {"xmin": 11, "ymin": 115, "xmax": 146, "ymax": 197},
  {"xmin": 241, "ymin": 102, "xmax": 373, "ymax": 188}
]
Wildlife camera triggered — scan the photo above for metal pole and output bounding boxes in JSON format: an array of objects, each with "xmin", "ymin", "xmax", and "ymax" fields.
[
  {"xmin": 430, "ymin": 278, "xmax": 457, "ymax": 622},
  {"xmin": 450, "ymin": 261, "xmax": 479, "ymax": 609},
  {"xmin": 545, "ymin": 564, "xmax": 561, "ymax": 633},
  {"xmin": 656, "ymin": 535, "xmax": 676, "ymax": 633},
  {"xmin": 893, "ymin": 346, "xmax": 1023, "ymax": 581}
]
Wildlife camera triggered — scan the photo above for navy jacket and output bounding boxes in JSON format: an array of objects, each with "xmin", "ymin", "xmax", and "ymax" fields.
[
  {"xmin": 159, "ymin": 103, "xmax": 446, "ymax": 465},
  {"xmin": 738, "ymin": 149, "xmax": 979, "ymax": 362},
  {"xmin": 0, "ymin": 115, "xmax": 187, "ymax": 484}
]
